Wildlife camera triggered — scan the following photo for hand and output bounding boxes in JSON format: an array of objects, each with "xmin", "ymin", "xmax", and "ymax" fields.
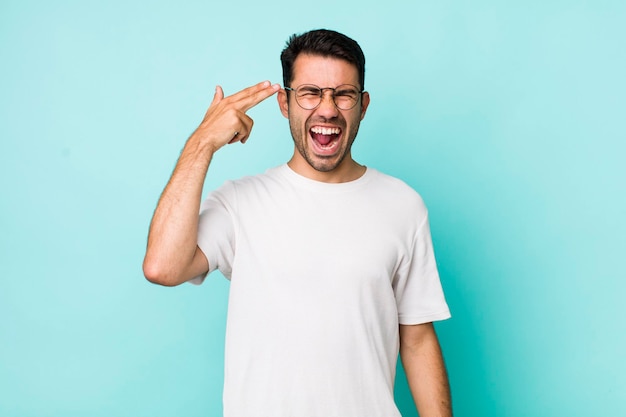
[{"xmin": 191, "ymin": 80, "xmax": 280, "ymax": 153}]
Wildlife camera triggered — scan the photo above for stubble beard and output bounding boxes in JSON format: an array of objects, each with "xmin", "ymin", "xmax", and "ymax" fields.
[{"xmin": 289, "ymin": 115, "xmax": 361, "ymax": 173}]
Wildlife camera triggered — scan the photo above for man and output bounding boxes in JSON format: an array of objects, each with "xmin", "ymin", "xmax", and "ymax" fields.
[{"xmin": 144, "ymin": 29, "xmax": 452, "ymax": 417}]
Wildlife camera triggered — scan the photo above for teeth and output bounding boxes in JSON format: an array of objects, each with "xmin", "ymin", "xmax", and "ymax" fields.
[{"xmin": 311, "ymin": 126, "xmax": 340, "ymax": 135}]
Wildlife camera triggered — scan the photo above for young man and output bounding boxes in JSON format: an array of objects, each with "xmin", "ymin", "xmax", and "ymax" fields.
[{"xmin": 144, "ymin": 29, "xmax": 452, "ymax": 417}]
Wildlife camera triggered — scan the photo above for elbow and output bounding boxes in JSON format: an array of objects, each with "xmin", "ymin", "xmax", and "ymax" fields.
[{"xmin": 142, "ymin": 257, "xmax": 182, "ymax": 287}]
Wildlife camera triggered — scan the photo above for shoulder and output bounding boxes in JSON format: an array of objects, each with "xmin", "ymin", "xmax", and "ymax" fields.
[
  {"xmin": 221, "ymin": 165, "xmax": 287, "ymax": 193},
  {"xmin": 366, "ymin": 168, "xmax": 427, "ymax": 211},
  {"xmin": 203, "ymin": 165, "xmax": 287, "ymax": 205}
]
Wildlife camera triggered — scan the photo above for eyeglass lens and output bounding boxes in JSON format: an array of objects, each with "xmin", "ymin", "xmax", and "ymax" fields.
[{"xmin": 293, "ymin": 84, "xmax": 360, "ymax": 110}]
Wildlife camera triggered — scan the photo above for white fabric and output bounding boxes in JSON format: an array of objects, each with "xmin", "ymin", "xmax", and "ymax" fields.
[{"xmin": 194, "ymin": 164, "xmax": 450, "ymax": 417}]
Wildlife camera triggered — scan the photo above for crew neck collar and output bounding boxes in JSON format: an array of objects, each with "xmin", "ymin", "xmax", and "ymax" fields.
[{"xmin": 275, "ymin": 164, "xmax": 374, "ymax": 192}]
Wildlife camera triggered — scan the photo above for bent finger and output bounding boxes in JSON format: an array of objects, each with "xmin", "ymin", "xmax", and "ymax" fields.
[
  {"xmin": 229, "ymin": 114, "xmax": 254, "ymax": 144},
  {"xmin": 228, "ymin": 130, "xmax": 244, "ymax": 144}
]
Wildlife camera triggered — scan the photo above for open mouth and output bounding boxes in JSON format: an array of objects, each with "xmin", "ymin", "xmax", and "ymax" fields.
[{"xmin": 309, "ymin": 126, "xmax": 341, "ymax": 155}]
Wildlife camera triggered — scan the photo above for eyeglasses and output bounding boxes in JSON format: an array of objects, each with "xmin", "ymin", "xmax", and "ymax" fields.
[{"xmin": 284, "ymin": 84, "xmax": 364, "ymax": 110}]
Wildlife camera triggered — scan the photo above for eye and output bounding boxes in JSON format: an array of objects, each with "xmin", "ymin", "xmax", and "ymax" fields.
[
  {"xmin": 297, "ymin": 86, "xmax": 321, "ymax": 97},
  {"xmin": 334, "ymin": 87, "xmax": 358, "ymax": 100}
]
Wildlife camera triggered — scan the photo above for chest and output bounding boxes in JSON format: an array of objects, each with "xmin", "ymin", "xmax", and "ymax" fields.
[{"xmin": 231, "ymin": 192, "xmax": 413, "ymax": 295}]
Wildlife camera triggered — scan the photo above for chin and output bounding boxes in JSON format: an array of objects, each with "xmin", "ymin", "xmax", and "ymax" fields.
[{"xmin": 308, "ymin": 153, "xmax": 347, "ymax": 173}]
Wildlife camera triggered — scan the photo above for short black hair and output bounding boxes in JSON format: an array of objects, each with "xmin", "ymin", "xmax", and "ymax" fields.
[{"xmin": 280, "ymin": 29, "xmax": 366, "ymax": 90}]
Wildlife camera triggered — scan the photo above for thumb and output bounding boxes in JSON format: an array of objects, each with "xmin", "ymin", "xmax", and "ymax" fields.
[{"xmin": 212, "ymin": 85, "xmax": 224, "ymax": 105}]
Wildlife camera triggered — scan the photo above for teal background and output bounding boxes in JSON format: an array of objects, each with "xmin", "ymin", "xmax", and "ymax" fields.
[{"xmin": 1, "ymin": 0, "xmax": 625, "ymax": 416}]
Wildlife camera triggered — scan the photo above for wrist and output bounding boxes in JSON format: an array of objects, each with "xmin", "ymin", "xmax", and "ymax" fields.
[{"xmin": 184, "ymin": 131, "xmax": 220, "ymax": 162}]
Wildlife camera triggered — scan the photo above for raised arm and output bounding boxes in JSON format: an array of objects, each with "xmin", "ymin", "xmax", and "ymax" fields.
[
  {"xmin": 143, "ymin": 81, "xmax": 280, "ymax": 286},
  {"xmin": 399, "ymin": 322, "xmax": 452, "ymax": 417}
]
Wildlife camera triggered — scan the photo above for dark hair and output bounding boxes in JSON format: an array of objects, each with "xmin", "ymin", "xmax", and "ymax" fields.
[{"xmin": 280, "ymin": 29, "xmax": 365, "ymax": 90}]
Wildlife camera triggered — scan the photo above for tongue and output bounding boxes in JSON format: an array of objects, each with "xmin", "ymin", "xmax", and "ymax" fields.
[{"xmin": 312, "ymin": 132, "xmax": 333, "ymax": 146}]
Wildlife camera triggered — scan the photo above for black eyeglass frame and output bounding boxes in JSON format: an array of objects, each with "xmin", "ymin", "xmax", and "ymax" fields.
[{"xmin": 284, "ymin": 84, "xmax": 365, "ymax": 110}]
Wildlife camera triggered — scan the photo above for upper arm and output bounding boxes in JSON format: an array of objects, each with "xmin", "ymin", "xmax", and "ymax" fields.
[
  {"xmin": 184, "ymin": 245, "xmax": 210, "ymax": 284},
  {"xmin": 399, "ymin": 322, "xmax": 439, "ymax": 353},
  {"xmin": 399, "ymin": 322, "xmax": 452, "ymax": 416}
]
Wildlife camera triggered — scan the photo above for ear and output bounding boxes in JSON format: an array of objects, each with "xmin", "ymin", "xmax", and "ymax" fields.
[
  {"xmin": 359, "ymin": 91, "xmax": 370, "ymax": 121},
  {"xmin": 277, "ymin": 89, "xmax": 289, "ymax": 118}
]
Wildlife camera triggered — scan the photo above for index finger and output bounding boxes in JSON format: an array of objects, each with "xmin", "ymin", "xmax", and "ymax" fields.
[{"xmin": 232, "ymin": 81, "xmax": 281, "ymax": 112}]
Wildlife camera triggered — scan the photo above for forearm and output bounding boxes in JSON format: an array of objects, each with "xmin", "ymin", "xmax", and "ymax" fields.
[
  {"xmin": 143, "ymin": 135, "xmax": 214, "ymax": 286},
  {"xmin": 400, "ymin": 323, "xmax": 452, "ymax": 417}
]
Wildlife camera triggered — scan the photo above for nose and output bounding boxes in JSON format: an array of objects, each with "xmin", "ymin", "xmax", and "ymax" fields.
[{"xmin": 315, "ymin": 90, "xmax": 339, "ymax": 118}]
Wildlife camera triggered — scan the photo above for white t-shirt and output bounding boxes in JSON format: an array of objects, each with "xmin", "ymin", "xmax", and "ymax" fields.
[{"xmin": 194, "ymin": 164, "xmax": 450, "ymax": 417}]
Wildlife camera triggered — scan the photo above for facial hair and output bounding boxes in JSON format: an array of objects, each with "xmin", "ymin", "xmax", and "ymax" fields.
[{"xmin": 288, "ymin": 112, "xmax": 362, "ymax": 173}]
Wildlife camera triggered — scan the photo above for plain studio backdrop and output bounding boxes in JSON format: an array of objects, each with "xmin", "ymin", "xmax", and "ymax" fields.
[{"xmin": 1, "ymin": 0, "xmax": 624, "ymax": 416}]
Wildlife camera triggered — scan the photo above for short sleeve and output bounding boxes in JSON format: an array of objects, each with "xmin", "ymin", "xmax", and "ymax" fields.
[
  {"xmin": 189, "ymin": 183, "xmax": 237, "ymax": 284},
  {"xmin": 393, "ymin": 215, "xmax": 451, "ymax": 324}
]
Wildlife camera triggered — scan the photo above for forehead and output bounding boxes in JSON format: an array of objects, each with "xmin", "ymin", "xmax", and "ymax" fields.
[{"xmin": 291, "ymin": 53, "xmax": 359, "ymax": 87}]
